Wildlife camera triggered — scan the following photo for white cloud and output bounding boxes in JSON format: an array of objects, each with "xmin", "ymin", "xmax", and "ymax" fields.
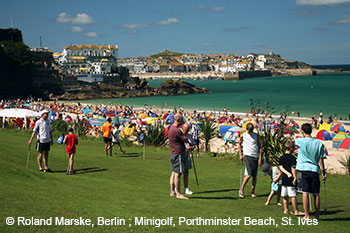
[
  {"xmin": 213, "ymin": 6, "xmax": 225, "ymax": 12},
  {"xmin": 331, "ymin": 15, "xmax": 350, "ymax": 24},
  {"xmin": 122, "ymin": 18, "xmax": 179, "ymax": 33},
  {"xmin": 157, "ymin": 18, "xmax": 179, "ymax": 25},
  {"xmin": 57, "ymin": 12, "xmax": 94, "ymax": 24},
  {"xmin": 197, "ymin": 4, "xmax": 206, "ymax": 10},
  {"xmin": 315, "ymin": 26, "xmax": 329, "ymax": 31},
  {"xmin": 122, "ymin": 23, "xmax": 150, "ymax": 29},
  {"xmin": 204, "ymin": 43, "xmax": 213, "ymax": 47},
  {"xmin": 296, "ymin": 0, "xmax": 350, "ymax": 5},
  {"xmin": 84, "ymin": 32, "xmax": 98, "ymax": 37},
  {"xmin": 57, "ymin": 13, "xmax": 71, "ymax": 23},
  {"xmin": 196, "ymin": 5, "xmax": 225, "ymax": 12},
  {"xmin": 252, "ymin": 43, "xmax": 267, "ymax": 48},
  {"xmin": 71, "ymin": 26, "xmax": 83, "ymax": 32}
]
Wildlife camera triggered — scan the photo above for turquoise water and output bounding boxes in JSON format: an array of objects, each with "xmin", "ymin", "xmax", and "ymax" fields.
[{"xmin": 84, "ymin": 74, "xmax": 350, "ymax": 119}]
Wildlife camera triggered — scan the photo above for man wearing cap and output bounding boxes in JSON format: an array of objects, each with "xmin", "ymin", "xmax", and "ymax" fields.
[
  {"xmin": 28, "ymin": 110, "xmax": 53, "ymax": 172},
  {"xmin": 168, "ymin": 113, "xmax": 189, "ymax": 199}
]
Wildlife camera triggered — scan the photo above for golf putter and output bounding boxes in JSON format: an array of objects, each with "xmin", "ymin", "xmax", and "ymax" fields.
[
  {"xmin": 323, "ymin": 180, "xmax": 328, "ymax": 212},
  {"xmin": 64, "ymin": 145, "xmax": 70, "ymax": 174},
  {"xmin": 26, "ymin": 144, "xmax": 31, "ymax": 169},
  {"xmin": 239, "ymin": 160, "xmax": 243, "ymax": 188},
  {"xmin": 191, "ymin": 151, "xmax": 199, "ymax": 186}
]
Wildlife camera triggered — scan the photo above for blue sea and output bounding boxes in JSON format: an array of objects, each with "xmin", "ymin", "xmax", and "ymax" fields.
[{"xmin": 85, "ymin": 73, "xmax": 350, "ymax": 119}]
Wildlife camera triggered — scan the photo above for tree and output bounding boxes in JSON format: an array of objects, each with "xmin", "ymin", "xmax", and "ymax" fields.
[{"xmin": 0, "ymin": 41, "xmax": 36, "ymax": 98}]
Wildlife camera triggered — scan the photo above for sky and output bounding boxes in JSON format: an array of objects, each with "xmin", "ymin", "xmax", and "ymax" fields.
[{"xmin": 1, "ymin": 0, "xmax": 350, "ymax": 65}]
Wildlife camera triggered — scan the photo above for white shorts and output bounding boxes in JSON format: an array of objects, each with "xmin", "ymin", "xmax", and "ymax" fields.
[{"xmin": 281, "ymin": 186, "xmax": 297, "ymax": 197}]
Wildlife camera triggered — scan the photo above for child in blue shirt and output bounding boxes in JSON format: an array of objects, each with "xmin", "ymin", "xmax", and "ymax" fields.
[{"xmin": 262, "ymin": 163, "xmax": 282, "ymax": 206}]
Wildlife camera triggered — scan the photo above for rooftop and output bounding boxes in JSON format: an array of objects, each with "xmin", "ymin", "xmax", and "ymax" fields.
[{"xmin": 65, "ymin": 44, "xmax": 118, "ymax": 50}]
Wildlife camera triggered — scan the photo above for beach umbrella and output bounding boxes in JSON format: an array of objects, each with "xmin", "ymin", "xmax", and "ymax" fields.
[
  {"xmin": 331, "ymin": 123, "xmax": 346, "ymax": 133},
  {"xmin": 119, "ymin": 117, "xmax": 130, "ymax": 124},
  {"xmin": 319, "ymin": 123, "xmax": 331, "ymax": 131},
  {"xmin": 190, "ymin": 121, "xmax": 202, "ymax": 131},
  {"xmin": 89, "ymin": 117, "xmax": 106, "ymax": 127},
  {"xmin": 218, "ymin": 116, "xmax": 227, "ymax": 124},
  {"xmin": 218, "ymin": 125, "xmax": 234, "ymax": 135},
  {"xmin": 82, "ymin": 108, "xmax": 92, "ymax": 115},
  {"xmin": 138, "ymin": 112, "xmax": 147, "ymax": 119},
  {"xmin": 316, "ymin": 130, "xmax": 332, "ymax": 141},
  {"xmin": 162, "ymin": 113, "xmax": 169, "ymax": 120},
  {"xmin": 64, "ymin": 115, "xmax": 72, "ymax": 123},
  {"xmin": 228, "ymin": 126, "xmax": 245, "ymax": 133},
  {"xmin": 164, "ymin": 125, "xmax": 172, "ymax": 137},
  {"xmin": 165, "ymin": 113, "xmax": 175, "ymax": 125},
  {"xmin": 338, "ymin": 138, "xmax": 350, "ymax": 150},
  {"xmin": 332, "ymin": 132, "xmax": 349, "ymax": 148},
  {"xmin": 223, "ymin": 130, "xmax": 241, "ymax": 142},
  {"xmin": 243, "ymin": 120, "xmax": 256, "ymax": 130}
]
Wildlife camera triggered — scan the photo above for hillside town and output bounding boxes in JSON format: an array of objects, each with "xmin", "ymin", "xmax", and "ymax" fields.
[
  {"xmin": 118, "ymin": 49, "xmax": 307, "ymax": 75},
  {"xmin": 52, "ymin": 45, "xmax": 314, "ymax": 82}
]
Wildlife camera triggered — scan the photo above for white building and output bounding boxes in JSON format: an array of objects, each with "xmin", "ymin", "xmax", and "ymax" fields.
[
  {"xmin": 235, "ymin": 61, "xmax": 250, "ymax": 71},
  {"xmin": 255, "ymin": 60, "xmax": 265, "ymax": 69},
  {"xmin": 219, "ymin": 65, "xmax": 235, "ymax": 73},
  {"xmin": 58, "ymin": 44, "xmax": 118, "ymax": 82}
]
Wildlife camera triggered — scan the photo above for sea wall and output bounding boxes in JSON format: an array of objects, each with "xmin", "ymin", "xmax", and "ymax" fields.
[
  {"xmin": 238, "ymin": 70, "xmax": 272, "ymax": 79},
  {"xmin": 274, "ymin": 68, "xmax": 315, "ymax": 76}
]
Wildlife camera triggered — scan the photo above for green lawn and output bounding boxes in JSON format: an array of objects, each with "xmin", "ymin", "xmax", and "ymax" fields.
[{"xmin": 0, "ymin": 128, "xmax": 349, "ymax": 233}]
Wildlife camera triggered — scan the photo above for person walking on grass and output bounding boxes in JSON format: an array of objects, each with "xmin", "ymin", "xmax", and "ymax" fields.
[
  {"xmin": 189, "ymin": 123, "xmax": 200, "ymax": 157},
  {"xmin": 181, "ymin": 123, "xmax": 194, "ymax": 195},
  {"xmin": 101, "ymin": 118, "xmax": 113, "ymax": 156},
  {"xmin": 111, "ymin": 123, "xmax": 125, "ymax": 154},
  {"xmin": 279, "ymin": 139, "xmax": 304, "ymax": 216},
  {"xmin": 64, "ymin": 127, "xmax": 78, "ymax": 175},
  {"xmin": 238, "ymin": 123, "xmax": 262, "ymax": 198},
  {"xmin": 296, "ymin": 123, "xmax": 326, "ymax": 220},
  {"xmin": 262, "ymin": 163, "xmax": 282, "ymax": 206},
  {"xmin": 169, "ymin": 113, "xmax": 189, "ymax": 200},
  {"xmin": 28, "ymin": 110, "xmax": 53, "ymax": 172}
]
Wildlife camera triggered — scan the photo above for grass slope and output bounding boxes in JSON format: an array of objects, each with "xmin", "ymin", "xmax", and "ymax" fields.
[
  {"xmin": 150, "ymin": 51, "xmax": 185, "ymax": 58},
  {"xmin": 0, "ymin": 129, "xmax": 349, "ymax": 233}
]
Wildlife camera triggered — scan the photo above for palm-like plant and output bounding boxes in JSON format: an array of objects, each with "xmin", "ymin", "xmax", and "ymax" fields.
[
  {"xmin": 338, "ymin": 153, "xmax": 350, "ymax": 175},
  {"xmin": 73, "ymin": 118, "xmax": 91, "ymax": 137},
  {"xmin": 144, "ymin": 124, "xmax": 167, "ymax": 147},
  {"xmin": 200, "ymin": 118, "xmax": 217, "ymax": 152},
  {"xmin": 260, "ymin": 122, "xmax": 290, "ymax": 165}
]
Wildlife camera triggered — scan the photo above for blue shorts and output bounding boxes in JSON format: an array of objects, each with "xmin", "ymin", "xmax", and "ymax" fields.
[{"xmin": 271, "ymin": 182, "xmax": 282, "ymax": 192}]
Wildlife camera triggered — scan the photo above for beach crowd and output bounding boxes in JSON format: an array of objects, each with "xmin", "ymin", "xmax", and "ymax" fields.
[{"xmin": 1, "ymin": 98, "xmax": 349, "ymax": 220}]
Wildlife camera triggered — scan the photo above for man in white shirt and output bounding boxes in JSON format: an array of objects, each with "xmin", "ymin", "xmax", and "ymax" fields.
[
  {"xmin": 238, "ymin": 123, "xmax": 262, "ymax": 198},
  {"xmin": 28, "ymin": 110, "xmax": 53, "ymax": 172}
]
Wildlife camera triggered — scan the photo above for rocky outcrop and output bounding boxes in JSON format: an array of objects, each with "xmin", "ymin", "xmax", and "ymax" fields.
[
  {"xmin": 54, "ymin": 79, "xmax": 210, "ymax": 100},
  {"xmin": 159, "ymin": 80, "xmax": 210, "ymax": 95}
]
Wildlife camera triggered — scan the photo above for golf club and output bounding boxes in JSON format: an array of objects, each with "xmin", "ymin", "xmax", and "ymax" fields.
[
  {"xmin": 323, "ymin": 180, "xmax": 328, "ymax": 212},
  {"xmin": 25, "ymin": 144, "xmax": 31, "ymax": 169},
  {"xmin": 64, "ymin": 144, "xmax": 70, "ymax": 174},
  {"xmin": 191, "ymin": 151, "xmax": 199, "ymax": 186},
  {"xmin": 143, "ymin": 139, "xmax": 145, "ymax": 160},
  {"xmin": 239, "ymin": 160, "xmax": 243, "ymax": 188}
]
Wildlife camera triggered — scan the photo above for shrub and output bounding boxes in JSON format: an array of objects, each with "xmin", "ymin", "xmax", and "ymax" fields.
[
  {"xmin": 338, "ymin": 153, "xmax": 350, "ymax": 175},
  {"xmin": 51, "ymin": 119, "xmax": 68, "ymax": 135},
  {"xmin": 260, "ymin": 122, "xmax": 291, "ymax": 165},
  {"xmin": 200, "ymin": 118, "xmax": 217, "ymax": 152},
  {"xmin": 73, "ymin": 118, "xmax": 91, "ymax": 137},
  {"xmin": 144, "ymin": 125, "xmax": 167, "ymax": 147}
]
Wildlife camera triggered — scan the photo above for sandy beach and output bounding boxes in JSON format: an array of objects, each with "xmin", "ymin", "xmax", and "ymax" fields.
[{"xmin": 1, "ymin": 100, "xmax": 349, "ymax": 175}]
